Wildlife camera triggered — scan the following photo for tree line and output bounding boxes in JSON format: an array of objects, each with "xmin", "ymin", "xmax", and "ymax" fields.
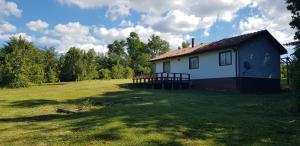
[
  {"xmin": 286, "ymin": 0, "xmax": 300, "ymax": 91},
  {"xmin": 0, "ymin": 32, "xmax": 170, "ymax": 88}
]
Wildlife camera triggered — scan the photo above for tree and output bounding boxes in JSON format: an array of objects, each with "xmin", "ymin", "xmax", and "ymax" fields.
[
  {"xmin": 99, "ymin": 69, "xmax": 111, "ymax": 80},
  {"xmin": 43, "ymin": 48, "xmax": 59, "ymax": 83},
  {"xmin": 286, "ymin": 0, "xmax": 300, "ymax": 91},
  {"xmin": 127, "ymin": 32, "xmax": 151, "ymax": 75},
  {"xmin": 0, "ymin": 37, "xmax": 40, "ymax": 87},
  {"xmin": 287, "ymin": 0, "xmax": 300, "ymax": 41},
  {"xmin": 124, "ymin": 67, "xmax": 134, "ymax": 79},
  {"xmin": 286, "ymin": 0, "xmax": 300, "ymax": 112},
  {"xmin": 107, "ymin": 40, "xmax": 127, "ymax": 57},
  {"xmin": 59, "ymin": 47, "xmax": 86, "ymax": 81},
  {"xmin": 147, "ymin": 34, "xmax": 170, "ymax": 57},
  {"xmin": 178, "ymin": 41, "xmax": 190, "ymax": 49},
  {"xmin": 111, "ymin": 64, "xmax": 125, "ymax": 79},
  {"xmin": 85, "ymin": 49, "xmax": 98, "ymax": 80}
]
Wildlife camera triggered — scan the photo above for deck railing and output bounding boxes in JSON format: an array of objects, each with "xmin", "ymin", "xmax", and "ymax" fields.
[{"xmin": 132, "ymin": 72, "xmax": 190, "ymax": 89}]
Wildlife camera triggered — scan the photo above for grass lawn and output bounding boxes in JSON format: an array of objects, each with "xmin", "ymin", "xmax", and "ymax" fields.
[{"xmin": 0, "ymin": 80, "xmax": 299, "ymax": 146}]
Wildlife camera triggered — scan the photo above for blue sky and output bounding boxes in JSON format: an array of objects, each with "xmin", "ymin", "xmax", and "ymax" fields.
[{"xmin": 0, "ymin": 0, "xmax": 295, "ymax": 54}]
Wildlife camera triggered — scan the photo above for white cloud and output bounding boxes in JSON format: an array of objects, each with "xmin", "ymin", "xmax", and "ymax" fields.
[
  {"xmin": 26, "ymin": 20, "xmax": 49, "ymax": 32},
  {"xmin": 0, "ymin": 22, "xmax": 16, "ymax": 33},
  {"xmin": 106, "ymin": 4, "xmax": 130, "ymax": 21},
  {"xmin": 239, "ymin": 0, "xmax": 294, "ymax": 44},
  {"xmin": 119, "ymin": 20, "xmax": 134, "ymax": 27},
  {"xmin": 0, "ymin": 0, "xmax": 22, "ymax": 18},
  {"xmin": 57, "ymin": 0, "xmax": 253, "ymax": 35},
  {"xmin": 48, "ymin": 22, "xmax": 107, "ymax": 53},
  {"xmin": 142, "ymin": 10, "xmax": 216, "ymax": 35},
  {"xmin": 57, "ymin": 0, "xmax": 112, "ymax": 9},
  {"xmin": 94, "ymin": 25, "xmax": 192, "ymax": 49},
  {"xmin": 38, "ymin": 36, "xmax": 60, "ymax": 46},
  {"xmin": 0, "ymin": 32, "xmax": 34, "ymax": 42}
]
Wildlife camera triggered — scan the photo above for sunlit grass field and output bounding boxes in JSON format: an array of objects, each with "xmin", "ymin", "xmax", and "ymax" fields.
[{"xmin": 0, "ymin": 79, "xmax": 299, "ymax": 145}]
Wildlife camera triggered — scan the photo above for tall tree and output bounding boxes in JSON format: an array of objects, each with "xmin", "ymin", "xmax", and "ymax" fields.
[
  {"xmin": 43, "ymin": 48, "xmax": 58, "ymax": 83},
  {"xmin": 287, "ymin": 0, "xmax": 300, "ymax": 41},
  {"xmin": 147, "ymin": 34, "xmax": 170, "ymax": 57},
  {"xmin": 286, "ymin": 0, "xmax": 300, "ymax": 91},
  {"xmin": 178, "ymin": 41, "xmax": 190, "ymax": 49},
  {"xmin": 107, "ymin": 40, "xmax": 128, "ymax": 66},
  {"xmin": 60, "ymin": 47, "xmax": 86, "ymax": 81},
  {"xmin": 0, "ymin": 37, "xmax": 44, "ymax": 87},
  {"xmin": 107, "ymin": 40, "xmax": 127, "ymax": 57},
  {"xmin": 127, "ymin": 32, "xmax": 151, "ymax": 74},
  {"xmin": 85, "ymin": 49, "xmax": 98, "ymax": 79}
]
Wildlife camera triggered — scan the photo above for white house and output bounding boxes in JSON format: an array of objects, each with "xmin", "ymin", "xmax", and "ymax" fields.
[{"xmin": 150, "ymin": 30, "xmax": 287, "ymax": 92}]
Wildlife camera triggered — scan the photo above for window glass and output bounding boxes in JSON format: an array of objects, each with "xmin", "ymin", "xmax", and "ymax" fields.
[
  {"xmin": 163, "ymin": 61, "xmax": 170, "ymax": 73},
  {"xmin": 189, "ymin": 56, "xmax": 199, "ymax": 69},
  {"xmin": 220, "ymin": 51, "xmax": 232, "ymax": 66}
]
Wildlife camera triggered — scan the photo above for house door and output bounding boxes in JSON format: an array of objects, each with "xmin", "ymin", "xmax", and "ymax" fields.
[{"xmin": 163, "ymin": 61, "xmax": 171, "ymax": 73}]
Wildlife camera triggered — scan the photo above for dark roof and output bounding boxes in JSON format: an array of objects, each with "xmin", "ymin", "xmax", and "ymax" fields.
[{"xmin": 150, "ymin": 30, "xmax": 287, "ymax": 62}]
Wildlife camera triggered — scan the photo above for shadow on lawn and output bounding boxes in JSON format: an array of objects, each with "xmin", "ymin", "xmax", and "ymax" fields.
[
  {"xmin": 0, "ymin": 84, "xmax": 299, "ymax": 145},
  {"xmin": 10, "ymin": 99, "xmax": 59, "ymax": 108}
]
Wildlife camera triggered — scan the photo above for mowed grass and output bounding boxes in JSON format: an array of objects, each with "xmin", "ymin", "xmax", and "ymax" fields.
[{"xmin": 0, "ymin": 80, "xmax": 299, "ymax": 146}]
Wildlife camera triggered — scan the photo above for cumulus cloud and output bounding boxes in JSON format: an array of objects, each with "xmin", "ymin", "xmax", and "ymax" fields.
[
  {"xmin": 106, "ymin": 4, "xmax": 130, "ymax": 21},
  {"xmin": 46, "ymin": 22, "xmax": 107, "ymax": 53},
  {"xmin": 38, "ymin": 36, "xmax": 60, "ymax": 46},
  {"xmin": 142, "ymin": 10, "xmax": 216, "ymax": 35},
  {"xmin": 94, "ymin": 25, "xmax": 192, "ymax": 49},
  {"xmin": 239, "ymin": 0, "xmax": 294, "ymax": 44},
  {"xmin": 0, "ymin": 0, "xmax": 22, "ymax": 18},
  {"xmin": 57, "ymin": 0, "xmax": 252, "ymax": 35},
  {"xmin": 0, "ymin": 32, "xmax": 34, "ymax": 42},
  {"xmin": 0, "ymin": 22, "xmax": 16, "ymax": 33},
  {"xmin": 26, "ymin": 20, "xmax": 49, "ymax": 32},
  {"xmin": 119, "ymin": 20, "xmax": 134, "ymax": 27}
]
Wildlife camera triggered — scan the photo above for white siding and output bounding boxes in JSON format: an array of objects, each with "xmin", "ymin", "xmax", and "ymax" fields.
[{"xmin": 154, "ymin": 49, "xmax": 236, "ymax": 79}]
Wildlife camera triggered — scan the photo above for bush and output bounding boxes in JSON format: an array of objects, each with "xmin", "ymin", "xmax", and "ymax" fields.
[
  {"xmin": 45, "ymin": 67, "xmax": 58, "ymax": 83},
  {"xmin": 0, "ymin": 65, "xmax": 3, "ymax": 84},
  {"xmin": 139, "ymin": 66, "xmax": 152, "ymax": 74},
  {"xmin": 111, "ymin": 64, "xmax": 125, "ymax": 79},
  {"xmin": 29, "ymin": 64, "xmax": 45, "ymax": 84},
  {"xmin": 291, "ymin": 49, "xmax": 300, "ymax": 91},
  {"xmin": 99, "ymin": 69, "xmax": 111, "ymax": 80},
  {"xmin": 124, "ymin": 67, "xmax": 134, "ymax": 78}
]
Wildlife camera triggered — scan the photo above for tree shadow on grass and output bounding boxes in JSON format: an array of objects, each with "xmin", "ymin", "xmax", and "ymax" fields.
[
  {"xmin": 0, "ymin": 86, "xmax": 299, "ymax": 145},
  {"xmin": 9, "ymin": 99, "xmax": 59, "ymax": 108}
]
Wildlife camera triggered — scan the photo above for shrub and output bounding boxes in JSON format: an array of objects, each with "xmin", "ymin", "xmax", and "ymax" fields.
[
  {"xmin": 139, "ymin": 66, "xmax": 152, "ymax": 74},
  {"xmin": 124, "ymin": 67, "xmax": 134, "ymax": 78},
  {"xmin": 111, "ymin": 64, "xmax": 125, "ymax": 79},
  {"xmin": 45, "ymin": 67, "xmax": 58, "ymax": 83},
  {"xmin": 99, "ymin": 69, "xmax": 111, "ymax": 80},
  {"xmin": 291, "ymin": 49, "xmax": 300, "ymax": 91},
  {"xmin": 29, "ymin": 64, "xmax": 45, "ymax": 84},
  {"xmin": 0, "ymin": 65, "xmax": 3, "ymax": 84}
]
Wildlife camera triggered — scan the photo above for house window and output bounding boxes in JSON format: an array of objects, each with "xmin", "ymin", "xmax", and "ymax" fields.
[
  {"xmin": 219, "ymin": 51, "xmax": 232, "ymax": 66},
  {"xmin": 163, "ymin": 61, "xmax": 170, "ymax": 73},
  {"xmin": 189, "ymin": 56, "xmax": 199, "ymax": 69}
]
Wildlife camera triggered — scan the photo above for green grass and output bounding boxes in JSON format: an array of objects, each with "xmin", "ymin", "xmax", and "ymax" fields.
[{"xmin": 0, "ymin": 80, "xmax": 299, "ymax": 146}]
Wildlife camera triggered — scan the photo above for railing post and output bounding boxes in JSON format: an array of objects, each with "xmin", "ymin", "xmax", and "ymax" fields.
[
  {"xmin": 172, "ymin": 73, "xmax": 176, "ymax": 89},
  {"xmin": 161, "ymin": 72, "xmax": 164, "ymax": 89},
  {"xmin": 188, "ymin": 74, "xmax": 191, "ymax": 88},
  {"xmin": 180, "ymin": 73, "xmax": 182, "ymax": 89}
]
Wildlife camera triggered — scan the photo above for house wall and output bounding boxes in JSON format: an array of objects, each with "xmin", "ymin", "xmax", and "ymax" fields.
[
  {"xmin": 154, "ymin": 49, "xmax": 236, "ymax": 80},
  {"xmin": 238, "ymin": 35, "xmax": 281, "ymax": 79}
]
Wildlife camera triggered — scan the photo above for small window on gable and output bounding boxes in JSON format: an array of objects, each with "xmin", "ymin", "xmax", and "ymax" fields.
[
  {"xmin": 189, "ymin": 56, "xmax": 199, "ymax": 69},
  {"xmin": 163, "ymin": 61, "xmax": 170, "ymax": 73},
  {"xmin": 219, "ymin": 51, "xmax": 232, "ymax": 66}
]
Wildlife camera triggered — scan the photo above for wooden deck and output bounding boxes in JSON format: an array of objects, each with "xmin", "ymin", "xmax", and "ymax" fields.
[{"xmin": 131, "ymin": 72, "xmax": 191, "ymax": 89}]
